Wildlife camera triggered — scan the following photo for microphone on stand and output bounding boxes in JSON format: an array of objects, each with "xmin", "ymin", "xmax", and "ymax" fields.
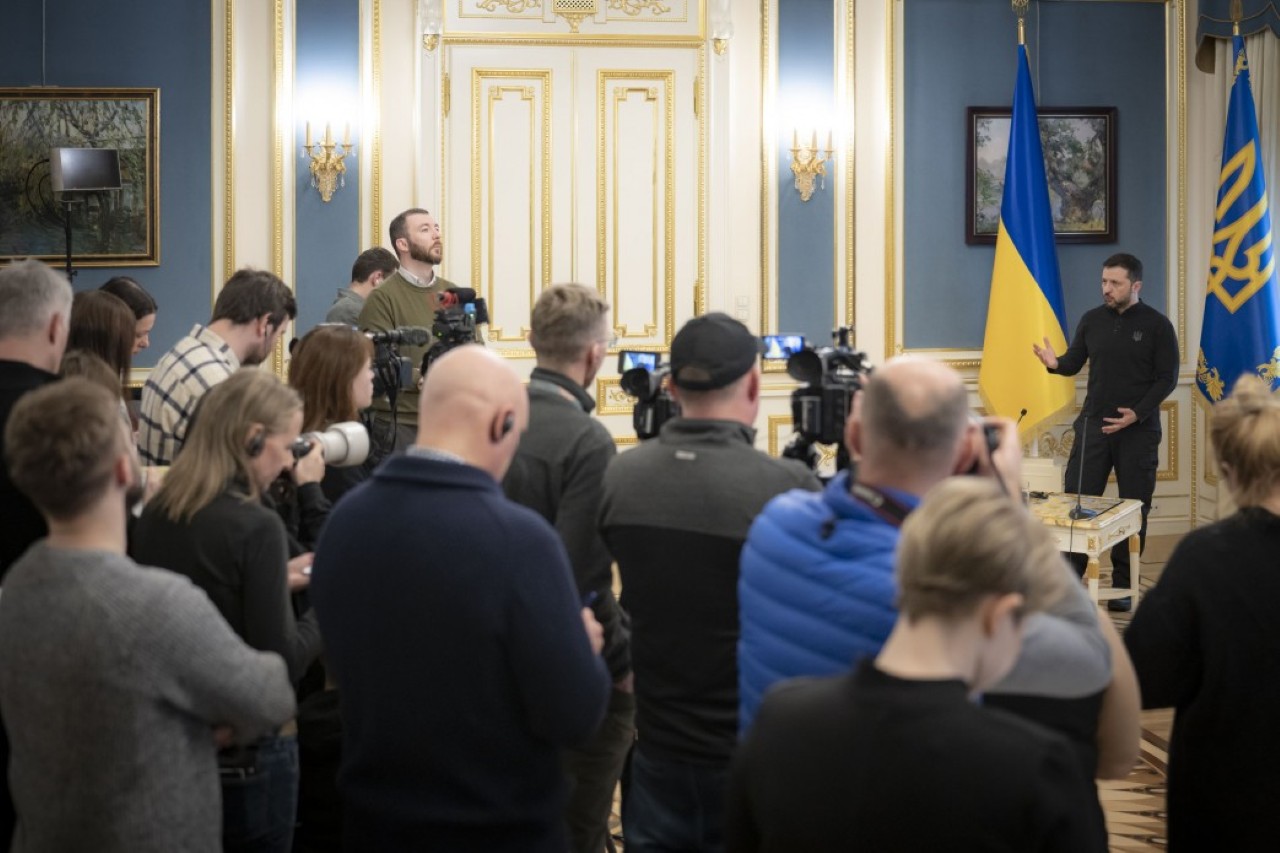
[{"xmin": 1068, "ymin": 415, "xmax": 1098, "ymax": 520}]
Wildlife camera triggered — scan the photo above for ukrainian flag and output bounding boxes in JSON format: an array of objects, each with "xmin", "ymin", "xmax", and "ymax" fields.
[
  {"xmin": 1196, "ymin": 35, "xmax": 1280, "ymax": 404},
  {"xmin": 978, "ymin": 45, "xmax": 1074, "ymax": 437}
]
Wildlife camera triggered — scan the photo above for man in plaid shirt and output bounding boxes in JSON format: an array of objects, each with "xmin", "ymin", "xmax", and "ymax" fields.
[{"xmin": 138, "ymin": 269, "xmax": 296, "ymax": 466}]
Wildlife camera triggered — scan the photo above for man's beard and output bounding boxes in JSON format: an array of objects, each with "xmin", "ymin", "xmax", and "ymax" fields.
[{"xmin": 409, "ymin": 240, "xmax": 443, "ymax": 266}]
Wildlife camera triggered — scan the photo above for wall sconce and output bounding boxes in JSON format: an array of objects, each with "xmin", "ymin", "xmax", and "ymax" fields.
[
  {"xmin": 709, "ymin": 0, "xmax": 733, "ymax": 55},
  {"xmin": 301, "ymin": 122, "xmax": 356, "ymax": 203},
  {"xmin": 789, "ymin": 129, "xmax": 833, "ymax": 202},
  {"xmin": 421, "ymin": 0, "xmax": 443, "ymax": 51}
]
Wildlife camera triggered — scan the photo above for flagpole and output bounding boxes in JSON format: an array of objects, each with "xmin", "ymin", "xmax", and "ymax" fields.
[
  {"xmin": 1013, "ymin": 0, "xmax": 1028, "ymax": 46},
  {"xmin": 1231, "ymin": 0, "xmax": 1241, "ymax": 37}
]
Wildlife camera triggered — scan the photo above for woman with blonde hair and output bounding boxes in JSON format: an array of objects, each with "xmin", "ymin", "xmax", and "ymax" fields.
[
  {"xmin": 288, "ymin": 324, "xmax": 375, "ymax": 502},
  {"xmin": 727, "ymin": 477, "xmax": 1104, "ymax": 852},
  {"xmin": 1126, "ymin": 374, "xmax": 1280, "ymax": 850},
  {"xmin": 130, "ymin": 368, "xmax": 323, "ymax": 853}
]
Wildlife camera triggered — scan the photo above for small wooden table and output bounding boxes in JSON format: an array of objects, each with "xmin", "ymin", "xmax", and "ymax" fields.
[{"xmin": 1027, "ymin": 492, "xmax": 1143, "ymax": 606}]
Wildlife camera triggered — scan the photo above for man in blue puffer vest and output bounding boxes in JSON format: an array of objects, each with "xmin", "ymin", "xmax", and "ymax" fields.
[{"xmin": 738, "ymin": 356, "xmax": 1127, "ymax": 753}]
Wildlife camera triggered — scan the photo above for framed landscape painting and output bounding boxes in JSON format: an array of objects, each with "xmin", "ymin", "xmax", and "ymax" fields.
[
  {"xmin": 0, "ymin": 88, "xmax": 159, "ymax": 266},
  {"xmin": 966, "ymin": 106, "xmax": 1116, "ymax": 245}
]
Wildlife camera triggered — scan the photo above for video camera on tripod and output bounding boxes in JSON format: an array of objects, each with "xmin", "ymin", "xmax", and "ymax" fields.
[
  {"xmin": 366, "ymin": 326, "xmax": 429, "ymax": 402},
  {"xmin": 421, "ymin": 287, "xmax": 489, "ymax": 376},
  {"xmin": 781, "ymin": 326, "xmax": 873, "ymax": 473},
  {"xmin": 618, "ymin": 350, "xmax": 681, "ymax": 440}
]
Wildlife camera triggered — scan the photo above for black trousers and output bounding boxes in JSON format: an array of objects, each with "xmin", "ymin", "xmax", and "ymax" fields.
[{"xmin": 1063, "ymin": 415, "xmax": 1160, "ymax": 589}]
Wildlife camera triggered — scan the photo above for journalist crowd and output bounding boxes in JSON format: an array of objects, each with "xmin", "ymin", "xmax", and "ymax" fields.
[{"xmin": 0, "ymin": 213, "xmax": 1276, "ymax": 853}]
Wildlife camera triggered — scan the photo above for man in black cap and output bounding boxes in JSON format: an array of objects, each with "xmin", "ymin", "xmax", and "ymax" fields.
[{"xmin": 598, "ymin": 313, "xmax": 819, "ymax": 853}]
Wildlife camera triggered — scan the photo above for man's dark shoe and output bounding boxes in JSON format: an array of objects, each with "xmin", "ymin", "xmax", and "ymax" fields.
[{"xmin": 1107, "ymin": 597, "xmax": 1132, "ymax": 613}]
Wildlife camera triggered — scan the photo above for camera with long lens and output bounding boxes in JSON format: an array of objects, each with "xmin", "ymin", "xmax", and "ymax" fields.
[
  {"xmin": 618, "ymin": 350, "xmax": 681, "ymax": 440},
  {"xmin": 782, "ymin": 326, "xmax": 872, "ymax": 473},
  {"xmin": 421, "ymin": 287, "xmax": 489, "ymax": 376},
  {"xmin": 289, "ymin": 421, "xmax": 371, "ymax": 468},
  {"xmin": 365, "ymin": 326, "xmax": 429, "ymax": 401}
]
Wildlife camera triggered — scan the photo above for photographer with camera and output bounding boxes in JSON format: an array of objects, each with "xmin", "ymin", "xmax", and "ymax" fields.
[
  {"xmin": 737, "ymin": 356, "xmax": 1139, "ymax": 844},
  {"xmin": 357, "ymin": 209, "xmax": 484, "ymax": 458},
  {"xmin": 289, "ymin": 325, "xmax": 376, "ymax": 503},
  {"xmin": 131, "ymin": 369, "xmax": 323, "ymax": 853},
  {"xmin": 599, "ymin": 313, "xmax": 819, "ymax": 853}
]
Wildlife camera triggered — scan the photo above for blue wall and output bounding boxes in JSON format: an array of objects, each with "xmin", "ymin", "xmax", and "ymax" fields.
[
  {"xmin": 0, "ymin": 0, "xmax": 211, "ymax": 369},
  {"xmin": 776, "ymin": 0, "xmax": 837, "ymax": 343},
  {"xmin": 294, "ymin": 0, "xmax": 361, "ymax": 336},
  {"xmin": 903, "ymin": 0, "xmax": 1167, "ymax": 348}
]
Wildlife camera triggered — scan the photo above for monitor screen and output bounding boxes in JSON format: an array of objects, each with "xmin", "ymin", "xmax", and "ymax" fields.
[{"xmin": 50, "ymin": 148, "xmax": 122, "ymax": 192}]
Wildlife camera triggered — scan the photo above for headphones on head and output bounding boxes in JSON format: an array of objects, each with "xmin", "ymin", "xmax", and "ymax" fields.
[{"xmin": 246, "ymin": 429, "xmax": 266, "ymax": 458}]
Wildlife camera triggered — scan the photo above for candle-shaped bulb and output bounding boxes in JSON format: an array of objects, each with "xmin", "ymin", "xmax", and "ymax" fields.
[
  {"xmin": 344, "ymin": 122, "xmax": 351, "ymax": 146},
  {"xmin": 827, "ymin": 129, "xmax": 833, "ymax": 152},
  {"xmin": 810, "ymin": 129, "xmax": 817, "ymax": 151},
  {"xmin": 325, "ymin": 122, "xmax": 332, "ymax": 145},
  {"xmin": 792, "ymin": 128, "xmax": 798, "ymax": 149},
  {"xmin": 305, "ymin": 121, "xmax": 312, "ymax": 147}
]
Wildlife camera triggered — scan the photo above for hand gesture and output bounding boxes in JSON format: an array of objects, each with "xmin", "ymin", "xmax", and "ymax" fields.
[
  {"xmin": 1032, "ymin": 337, "xmax": 1059, "ymax": 369},
  {"xmin": 1101, "ymin": 407, "xmax": 1137, "ymax": 435}
]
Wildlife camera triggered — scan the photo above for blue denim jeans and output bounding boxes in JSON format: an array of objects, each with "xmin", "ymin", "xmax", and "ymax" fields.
[
  {"xmin": 622, "ymin": 743, "xmax": 728, "ymax": 853},
  {"xmin": 221, "ymin": 734, "xmax": 299, "ymax": 853}
]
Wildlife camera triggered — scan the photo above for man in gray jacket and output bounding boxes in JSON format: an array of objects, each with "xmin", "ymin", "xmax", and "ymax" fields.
[
  {"xmin": 0, "ymin": 378, "xmax": 295, "ymax": 853},
  {"xmin": 503, "ymin": 284, "xmax": 631, "ymax": 853}
]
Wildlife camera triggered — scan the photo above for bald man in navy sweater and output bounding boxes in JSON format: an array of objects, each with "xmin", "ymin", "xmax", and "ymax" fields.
[{"xmin": 311, "ymin": 346, "xmax": 610, "ymax": 852}]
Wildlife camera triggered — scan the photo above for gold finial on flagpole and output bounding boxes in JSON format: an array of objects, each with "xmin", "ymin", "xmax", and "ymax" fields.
[
  {"xmin": 1012, "ymin": 0, "xmax": 1029, "ymax": 45},
  {"xmin": 1231, "ymin": 0, "xmax": 1242, "ymax": 36}
]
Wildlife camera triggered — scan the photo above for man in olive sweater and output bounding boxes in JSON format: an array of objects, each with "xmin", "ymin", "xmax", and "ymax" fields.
[
  {"xmin": 0, "ymin": 379, "xmax": 295, "ymax": 853},
  {"xmin": 357, "ymin": 208, "xmax": 483, "ymax": 457}
]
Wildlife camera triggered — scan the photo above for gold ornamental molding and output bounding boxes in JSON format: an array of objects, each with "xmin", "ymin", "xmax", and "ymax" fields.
[
  {"xmin": 596, "ymin": 376, "xmax": 638, "ymax": 415},
  {"xmin": 597, "ymin": 69, "xmax": 676, "ymax": 345},
  {"xmin": 470, "ymin": 69, "xmax": 553, "ymax": 342},
  {"xmin": 609, "ymin": 0, "xmax": 671, "ymax": 16}
]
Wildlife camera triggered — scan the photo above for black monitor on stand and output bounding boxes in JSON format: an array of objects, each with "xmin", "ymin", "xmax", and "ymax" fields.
[{"xmin": 50, "ymin": 147, "xmax": 122, "ymax": 282}]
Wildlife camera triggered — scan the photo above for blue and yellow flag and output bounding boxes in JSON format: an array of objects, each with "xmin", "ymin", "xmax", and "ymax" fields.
[
  {"xmin": 1197, "ymin": 35, "xmax": 1280, "ymax": 404},
  {"xmin": 979, "ymin": 45, "xmax": 1074, "ymax": 437}
]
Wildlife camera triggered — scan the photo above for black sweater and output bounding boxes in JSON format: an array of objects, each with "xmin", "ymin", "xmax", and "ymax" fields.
[
  {"xmin": 132, "ymin": 490, "xmax": 323, "ymax": 683},
  {"xmin": 1049, "ymin": 300, "xmax": 1178, "ymax": 428},
  {"xmin": 1125, "ymin": 507, "xmax": 1280, "ymax": 850},
  {"xmin": 726, "ymin": 661, "xmax": 1105, "ymax": 853}
]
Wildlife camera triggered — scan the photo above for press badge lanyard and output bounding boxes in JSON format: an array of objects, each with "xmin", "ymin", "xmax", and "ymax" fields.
[{"xmin": 849, "ymin": 482, "xmax": 913, "ymax": 528}]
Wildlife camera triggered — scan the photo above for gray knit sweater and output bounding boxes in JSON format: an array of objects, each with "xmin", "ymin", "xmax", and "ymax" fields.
[{"xmin": 0, "ymin": 543, "xmax": 296, "ymax": 853}]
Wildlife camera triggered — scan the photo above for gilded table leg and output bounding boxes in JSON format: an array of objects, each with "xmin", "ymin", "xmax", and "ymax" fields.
[
  {"xmin": 1085, "ymin": 556, "xmax": 1100, "ymax": 604},
  {"xmin": 1129, "ymin": 532, "xmax": 1141, "ymax": 607}
]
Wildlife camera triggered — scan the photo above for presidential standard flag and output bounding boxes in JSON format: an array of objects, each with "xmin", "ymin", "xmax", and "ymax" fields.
[
  {"xmin": 978, "ymin": 45, "xmax": 1074, "ymax": 436},
  {"xmin": 1196, "ymin": 35, "xmax": 1280, "ymax": 404}
]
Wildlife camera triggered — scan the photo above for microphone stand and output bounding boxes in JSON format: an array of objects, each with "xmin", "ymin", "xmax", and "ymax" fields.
[{"xmin": 1068, "ymin": 415, "xmax": 1097, "ymax": 520}]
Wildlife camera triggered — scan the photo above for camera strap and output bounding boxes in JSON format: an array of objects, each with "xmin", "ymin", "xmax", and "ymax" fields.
[{"xmin": 849, "ymin": 482, "xmax": 913, "ymax": 528}]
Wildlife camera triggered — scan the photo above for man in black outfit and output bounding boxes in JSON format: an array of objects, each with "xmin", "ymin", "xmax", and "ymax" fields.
[
  {"xmin": 1032, "ymin": 252, "xmax": 1179, "ymax": 611},
  {"xmin": 0, "ymin": 258, "xmax": 73, "ymax": 851},
  {"xmin": 502, "ymin": 283, "xmax": 633, "ymax": 853},
  {"xmin": 599, "ymin": 313, "xmax": 819, "ymax": 853}
]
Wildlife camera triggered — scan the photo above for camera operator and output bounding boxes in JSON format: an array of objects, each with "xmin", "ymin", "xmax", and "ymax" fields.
[
  {"xmin": 598, "ymin": 313, "xmax": 819, "ymax": 853},
  {"xmin": 737, "ymin": 356, "xmax": 1140, "ymax": 846},
  {"xmin": 357, "ymin": 208, "xmax": 484, "ymax": 458}
]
